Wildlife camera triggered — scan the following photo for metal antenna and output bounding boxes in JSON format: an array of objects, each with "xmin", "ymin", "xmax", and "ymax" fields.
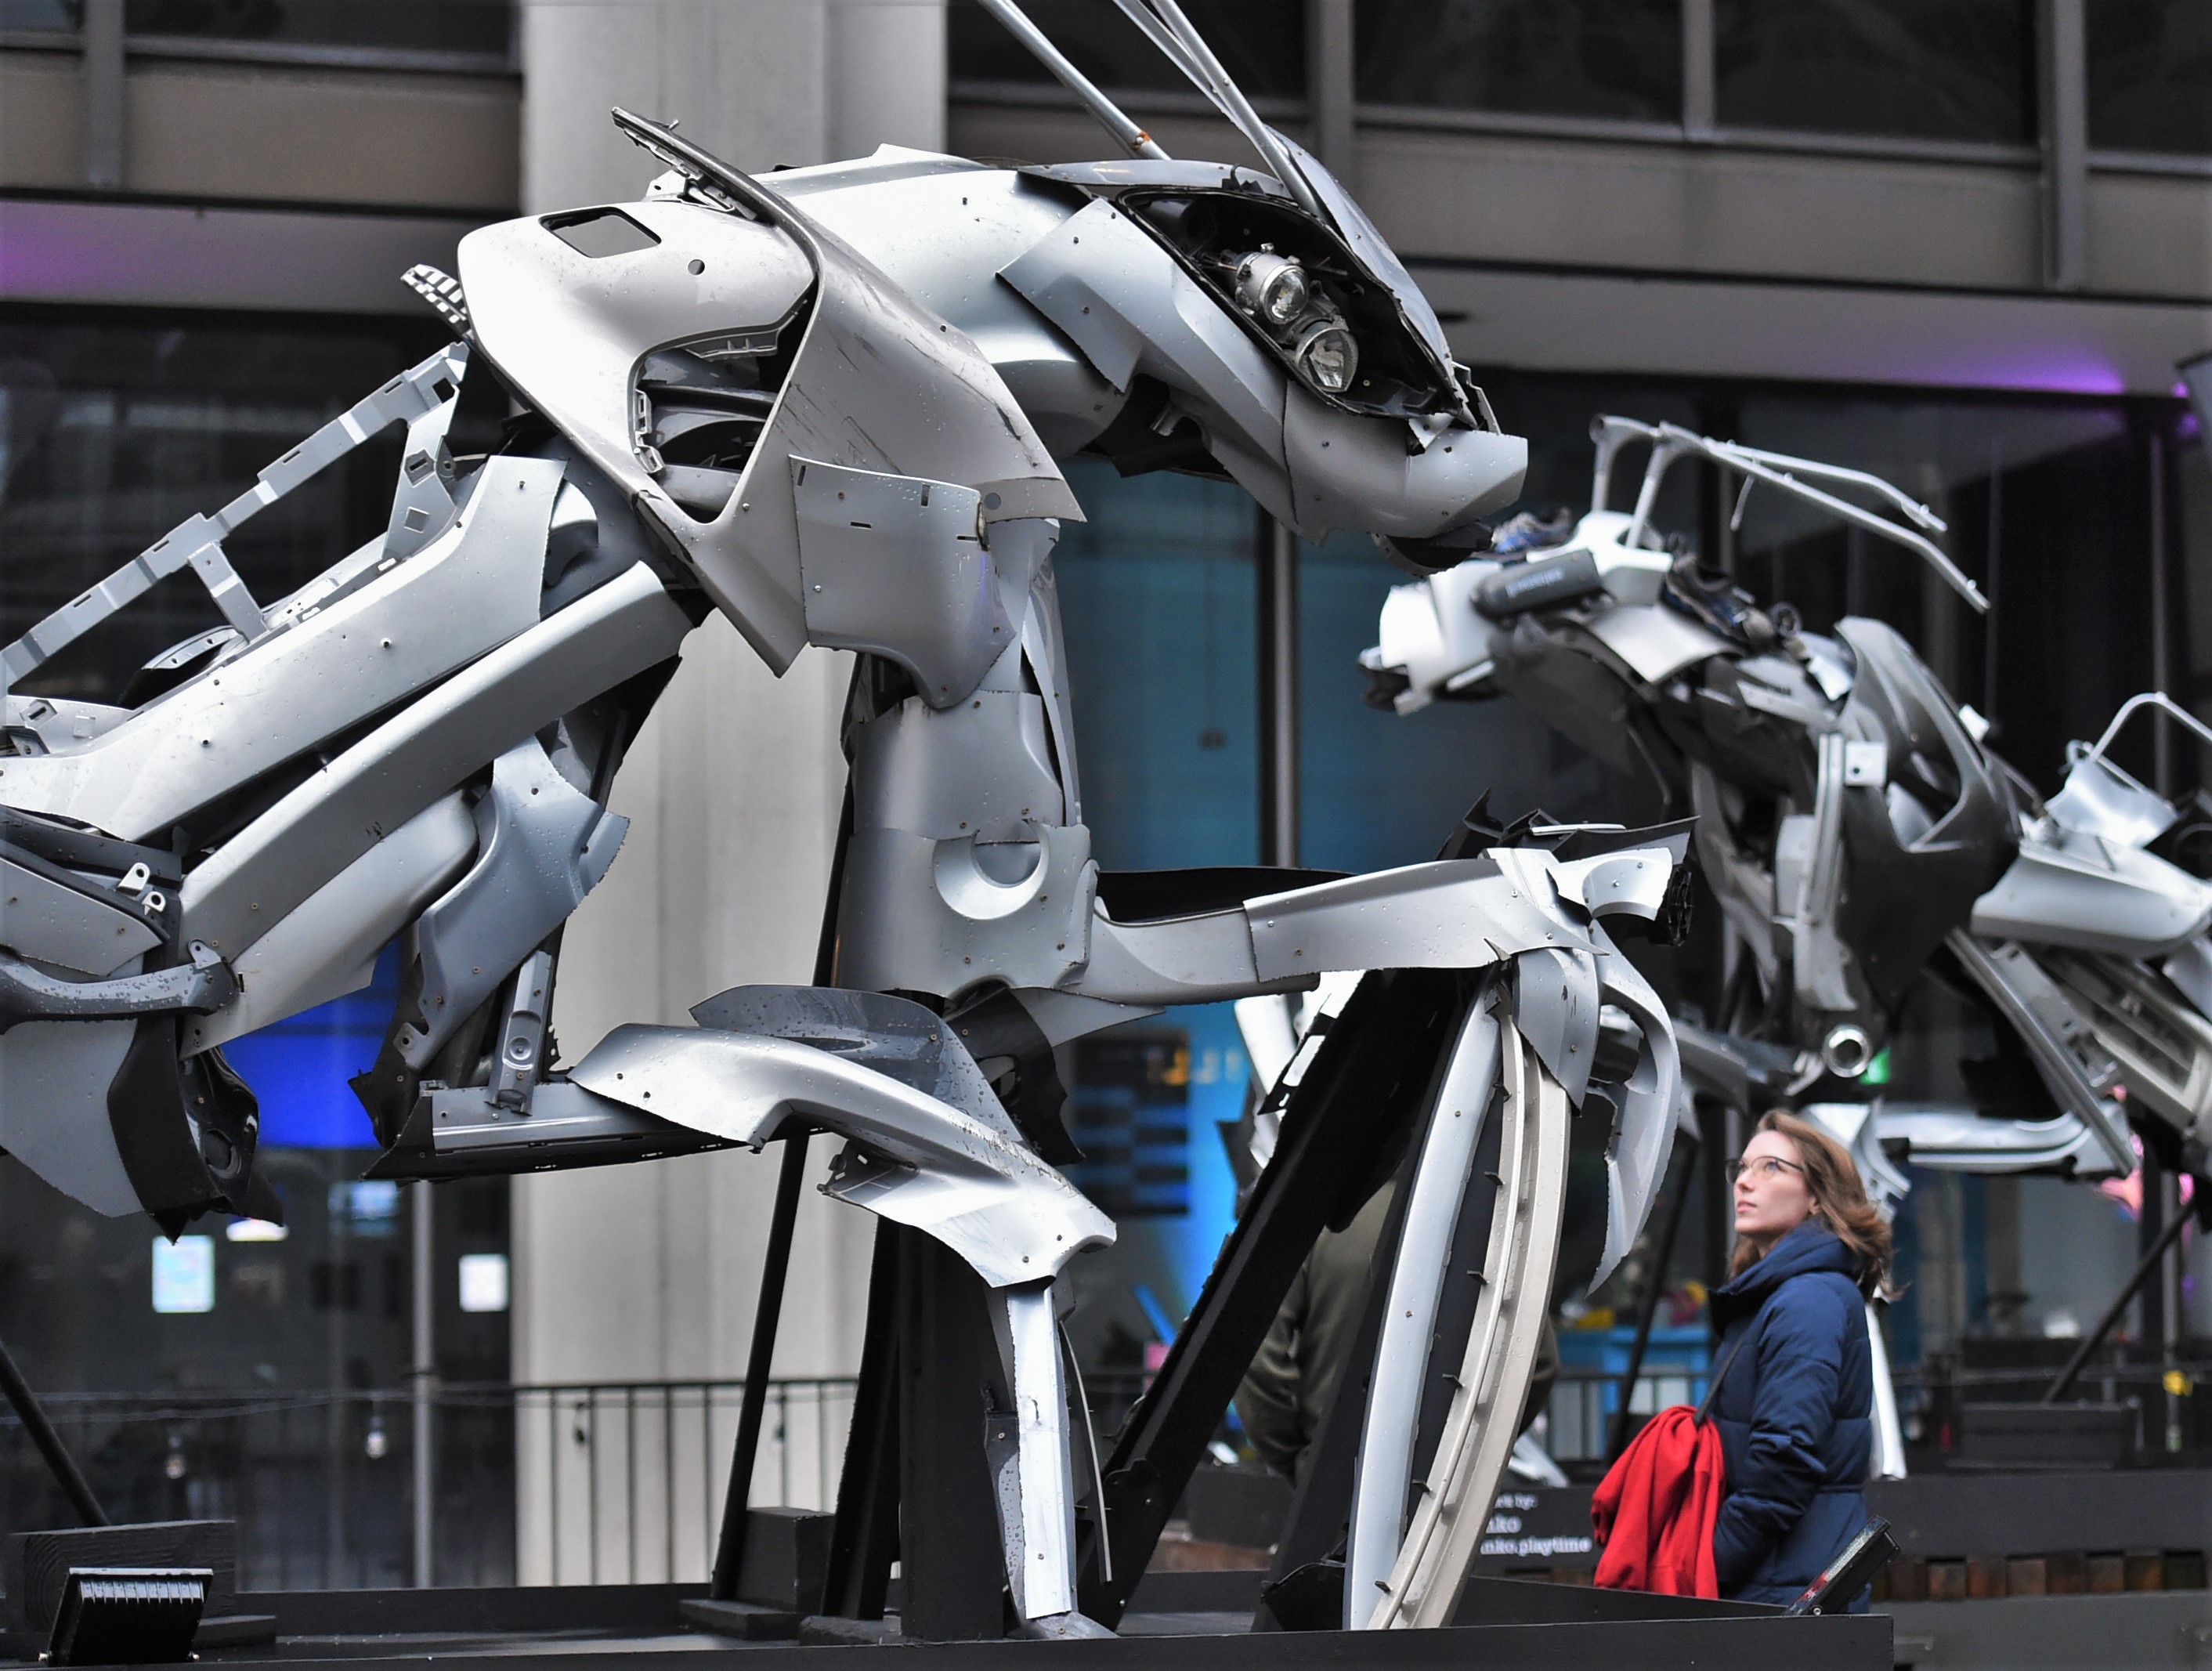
[
  {"xmin": 974, "ymin": 0, "xmax": 1169, "ymax": 160},
  {"xmin": 1110, "ymin": 0, "xmax": 1323, "ymax": 215},
  {"xmin": 1594, "ymin": 416, "xmax": 1988, "ymax": 613}
]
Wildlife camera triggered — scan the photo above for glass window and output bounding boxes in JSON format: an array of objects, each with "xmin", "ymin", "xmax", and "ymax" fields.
[
  {"xmin": 0, "ymin": 1, "xmax": 78, "ymax": 29},
  {"xmin": 1357, "ymin": 0, "xmax": 1682, "ymax": 125},
  {"xmin": 948, "ymin": 0, "xmax": 1304, "ymax": 100},
  {"xmin": 1715, "ymin": 0, "xmax": 2035, "ymax": 146},
  {"xmin": 2088, "ymin": 0, "xmax": 2212, "ymax": 157},
  {"xmin": 0, "ymin": 316, "xmax": 457, "ymax": 702},
  {"xmin": 121, "ymin": 0, "xmax": 511, "ymax": 56}
]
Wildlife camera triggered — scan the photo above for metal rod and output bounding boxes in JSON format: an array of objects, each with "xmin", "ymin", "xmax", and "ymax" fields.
[
  {"xmin": 1142, "ymin": 0, "xmax": 1324, "ymax": 215},
  {"xmin": 410, "ymin": 1179, "xmax": 435, "ymax": 1587},
  {"xmin": 1258, "ymin": 517, "xmax": 1299, "ymax": 868},
  {"xmin": 2043, "ymin": 1200, "xmax": 2194, "ymax": 1402},
  {"xmin": 973, "ymin": 0, "xmax": 1169, "ymax": 160},
  {"xmin": 2149, "ymin": 427, "xmax": 2173, "ymax": 795},
  {"xmin": 1606, "ymin": 1135, "xmax": 1700, "ymax": 1460},
  {"xmin": 0, "ymin": 1328, "xmax": 108, "ymax": 1525},
  {"xmin": 709, "ymin": 1130, "xmax": 811, "ymax": 1600}
]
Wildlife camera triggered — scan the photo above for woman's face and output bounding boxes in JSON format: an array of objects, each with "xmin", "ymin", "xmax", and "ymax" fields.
[{"xmin": 1733, "ymin": 1130, "xmax": 1817, "ymax": 1250}]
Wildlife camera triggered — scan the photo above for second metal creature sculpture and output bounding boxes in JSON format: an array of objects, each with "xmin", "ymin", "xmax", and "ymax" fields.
[
  {"xmin": 1368, "ymin": 418, "xmax": 2212, "ymax": 1210},
  {"xmin": 0, "ymin": 2, "xmax": 1689, "ymax": 1639}
]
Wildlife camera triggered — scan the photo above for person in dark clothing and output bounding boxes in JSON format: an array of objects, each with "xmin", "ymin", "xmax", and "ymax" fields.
[
  {"xmin": 1707, "ymin": 1112, "xmax": 1892, "ymax": 1606},
  {"xmin": 1236, "ymin": 1180, "xmax": 1559, "ymax": 1483}
]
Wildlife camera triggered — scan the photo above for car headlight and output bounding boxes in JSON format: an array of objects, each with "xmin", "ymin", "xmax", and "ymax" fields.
[
  {"xmin": 1236, "ymin": 251, "xmax": 1309, "ymax": 327},
  {"xmin": 1295, "ymin": 321, "xmax": 1358, "ymax": 395}
]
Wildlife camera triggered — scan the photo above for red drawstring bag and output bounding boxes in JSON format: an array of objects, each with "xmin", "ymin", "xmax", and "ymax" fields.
[
  {"xmin": 1589, "ymin": 1330, "xmax": 1746, "ymax": 1597},
  {"xmin": 1589, "ymin": 1405, "xmax": 1726, "ymax": 1597}
]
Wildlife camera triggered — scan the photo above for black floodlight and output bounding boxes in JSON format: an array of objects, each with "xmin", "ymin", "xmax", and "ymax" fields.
[{"xmin": 46, "ymin": 1568, "xmax": 210, "ymax": 1666}]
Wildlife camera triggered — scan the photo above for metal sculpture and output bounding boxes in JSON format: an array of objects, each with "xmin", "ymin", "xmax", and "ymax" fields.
[
  {"xmin": 1366, "ymin": 417, "xmax": 2212, "ymax": 1206},
  {"xmin": 0, "ymin": 2, "xmax": 1687, "ymax": 1640}
]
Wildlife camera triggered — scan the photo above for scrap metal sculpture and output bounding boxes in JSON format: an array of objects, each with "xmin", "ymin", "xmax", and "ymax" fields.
[
  {"xmin": 1366, "ymin": 418, "xmax": 2212, "ymax": 1207},
  {"xmin": 0, "ymin": 1, "xmax": 1686, "ymax": 1640}
]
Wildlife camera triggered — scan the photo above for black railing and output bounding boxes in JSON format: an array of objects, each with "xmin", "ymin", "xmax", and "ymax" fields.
[{"xmin": 0, "ymin": 1369, "xmax": 1184, "ymax": 1588}]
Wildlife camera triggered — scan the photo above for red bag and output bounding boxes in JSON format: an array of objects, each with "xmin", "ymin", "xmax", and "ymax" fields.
[{"xmin": 1589, "ymin": 1405, "xmax": 1727, "ymax": 1597}]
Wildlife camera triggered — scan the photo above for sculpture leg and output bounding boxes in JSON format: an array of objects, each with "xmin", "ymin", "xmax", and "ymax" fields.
[
  {"xmin": 990, "ymin": 1281, "xmax": 1101, "ymax": 1635},
  {"xmin": 1360, "ymin": 1013, "xmax": 1571, "ymax": 1629},
  {"xmin": 566, "ymin": 998, "xmax": 1115, "ymax": 1634}
]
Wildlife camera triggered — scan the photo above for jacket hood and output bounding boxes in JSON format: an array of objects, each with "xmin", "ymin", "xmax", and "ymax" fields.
[{"xmin": 1712, "ymin": 1221, "xmax": 1863, "ymax": 1325}]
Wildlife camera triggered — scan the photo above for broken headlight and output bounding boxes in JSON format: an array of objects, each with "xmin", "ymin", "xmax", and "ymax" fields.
[
  {"xmin": 1228, "ymin": 249, "xmax": 1357, "ymax": 398},
  {"xmin": 1294, "ymin": 321, "xmax": 1358, "ymax": 395},
  {"xmin": 1119, "ymin": 189, "xmax": 1462, "ymax": 422},
  {"xmin": 1235, "ymin": 250, "xmax": 1309, "ymax": 326}
]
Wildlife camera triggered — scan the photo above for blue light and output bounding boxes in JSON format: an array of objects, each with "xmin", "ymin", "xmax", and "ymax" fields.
[{"xmin": 220, "ymin": 943, "xmax": 400, "ymax": 1149}]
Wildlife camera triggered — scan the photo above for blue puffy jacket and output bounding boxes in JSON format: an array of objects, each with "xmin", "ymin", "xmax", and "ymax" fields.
[{"xmin": 1706, "ymin": 1221, "xmax": 1874, "ymax": 1604}]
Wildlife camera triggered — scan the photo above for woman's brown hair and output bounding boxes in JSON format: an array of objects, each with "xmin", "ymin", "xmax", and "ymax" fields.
[{"xmin": 1729, "ymin": 1111, "xmax": 1896, "ymax": 1299}]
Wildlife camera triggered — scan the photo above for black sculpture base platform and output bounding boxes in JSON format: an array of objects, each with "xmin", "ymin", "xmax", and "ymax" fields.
[{"xmin": 0, "ymin": 1572, "xmax": 1889, "ymax": 1671}]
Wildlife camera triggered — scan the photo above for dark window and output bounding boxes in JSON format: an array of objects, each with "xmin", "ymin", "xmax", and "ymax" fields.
[
  {"xmin": 121, "ymin": 0, "xmax": 511, "ymax": 54},
  {"xmin": 1715, "ymin": 0, "xmax": 2035, "ymax": 146},
  {"xmin": 0, "ymin": 314, "xmax": 457, "ymax": 703},
  {"xmin": 2088, "ymin": 0, "xmax": 2212, "ymax": 156},
  {"xmin": 0, "ymin": 1, "xmax": 77, "ymax": 29},
  {"xmin": 1357, "ymin": 0, "xmax": 1682, "ymax": 125},
  {"xmin": 949, "ymin": 0, "xmax": 1304, "ymax": 101}
]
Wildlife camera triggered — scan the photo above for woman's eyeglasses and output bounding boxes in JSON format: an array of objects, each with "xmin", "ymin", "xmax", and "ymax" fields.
[{"xmin": 1726, "ymin": 1155, "xmax": 1806, "ymax": 1185}]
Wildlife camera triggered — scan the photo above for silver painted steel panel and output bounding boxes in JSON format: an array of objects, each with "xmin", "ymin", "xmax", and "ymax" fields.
[
  {"xmin": 0, "ymin": 856, "xmax": 161, "ymax": 976},
  {"xmin": 180, "ymin": 562, "xmax": 689, "ymax": 958},
  {"xmin": 1362, "ymin": 1020, "xmax": 1571, "ymax": 1629},
  {"xmin": 2163, "ymin": 936, "xmax": 2212, "ymax": 1018},
  {"xmin": 1585, "ymin": 942, "xmax": 1684, "ymax": 1286},
  {"xmin": 1243, "ymin": 855, "xmax": 1598, "ymax": 982},
  {"xmin": 1867, "ymin": 1104, "xmax": 2108, "ymax": 1174},
  {"xmin": 1972, "ymin": 823, "xmax": 2212, "ymax": 957},
  {"xmin": 465, "ymin": 186, "xmax": 1078, "ymax": 672},
  {"xmin": 1511, "ymin": 946, "xmax": 1599, "ymax": 1106},
  {"xmin": 1072, "ymin": 903, "xmax": 1276, "ymax": 1005},
  {"xmin": 1367, "ymin": 560, "xmax": 1496, "ymax": 716},
  {"xmin": 1346, "ymin": 996, "xmax": 1502, "ymax": 1621},
  {"xmin": 792, "ymin": 458, "xmax": 1013, "ymax": 707},
  {"xmin": 1946, "ymin": 931, "xmax": 2136, "ymax": 1173},
  {"xmin": 570, "ymin": 1022, "xmax": 1113, "ymax": 1287},
  {"xmin": 851, "ymin": 688, "xmax": 1066, "ymax": 840},
  {"xmin": 185, "ymin": 792, "xmax": 477, "ymax": 1055},
  {"xmin": 769, "ymin": 157, "xmax": 1122, "ymax": 457},
  {"xmin": 1280, "ymin": 387, "xmax": 1523, "ymax": 541},
  {"xmin": 1582, "ymin": 598, "xmax": 1731, "ymax": 685},
  {"xmin": 835, "ymin": 821, "xmax": 1097, "ymax": 997},
  {"xmin": 1001, "ymin": 198, "xmax": 1298, "ymax": 524},
  {"xmin": 0, "ymin": 1018, "xmax": 139, "ymax": 1215},
  {"xmin": 425, "ymin": 1078, "xmax": 707, "ymax": 1155},
  {"xmin": 689, "ymin": 983, "xmax": 1024, "ymax": 1145},
  {"xmin": 995, "ymin": 1282, "xmax": 1079, "ymax": 1621},
  {"xmin": 0, "ymin": 456, "xmax": 560, "ymax": 841},
  {"xmin": 398, "ymin": 742, "xmax": 625, "ymax": 1070}
]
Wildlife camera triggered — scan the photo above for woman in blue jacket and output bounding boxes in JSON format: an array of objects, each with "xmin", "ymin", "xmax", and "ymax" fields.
[{"xmin": 1708, "ymin": 1112, "xmax": 1892, "ymax": 1605}]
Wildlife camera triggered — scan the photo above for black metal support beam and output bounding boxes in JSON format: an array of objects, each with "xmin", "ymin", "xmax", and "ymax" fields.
[
  {"xmin": 1078, "ymin": 968, "xmax": 1472, "ymax": 1626},
  {"xmin": 0, "ymin": 1327, "xmax": 107, "ymax": 1526},
  {"xmin": 709, "ymin": 1128, "xmax": 811, "ymax": 1600},
  {"xmin": 898, "ymin": 1230, "xmax": 1006, "ymax": 1640},
  {"xmin": 2043, "ymin": 1195, "xmax": 2196, "ymax": 1403},
  {"xmin": 1607, "ymin": 1134, "xmax": 1701, "ymax": 1461},
  {"xmin": 822, "ymin": 1221, "xmax": 902, "ymax": 1619},
  {"xmin": 712, "ymin": 776, "xmax": 850, "ymax": 1601}
]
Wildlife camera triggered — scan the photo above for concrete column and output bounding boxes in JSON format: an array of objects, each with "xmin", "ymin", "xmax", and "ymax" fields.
[{"xmin": 511, "ymin": 0, "xmax": 945, "ymax": 1584}]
